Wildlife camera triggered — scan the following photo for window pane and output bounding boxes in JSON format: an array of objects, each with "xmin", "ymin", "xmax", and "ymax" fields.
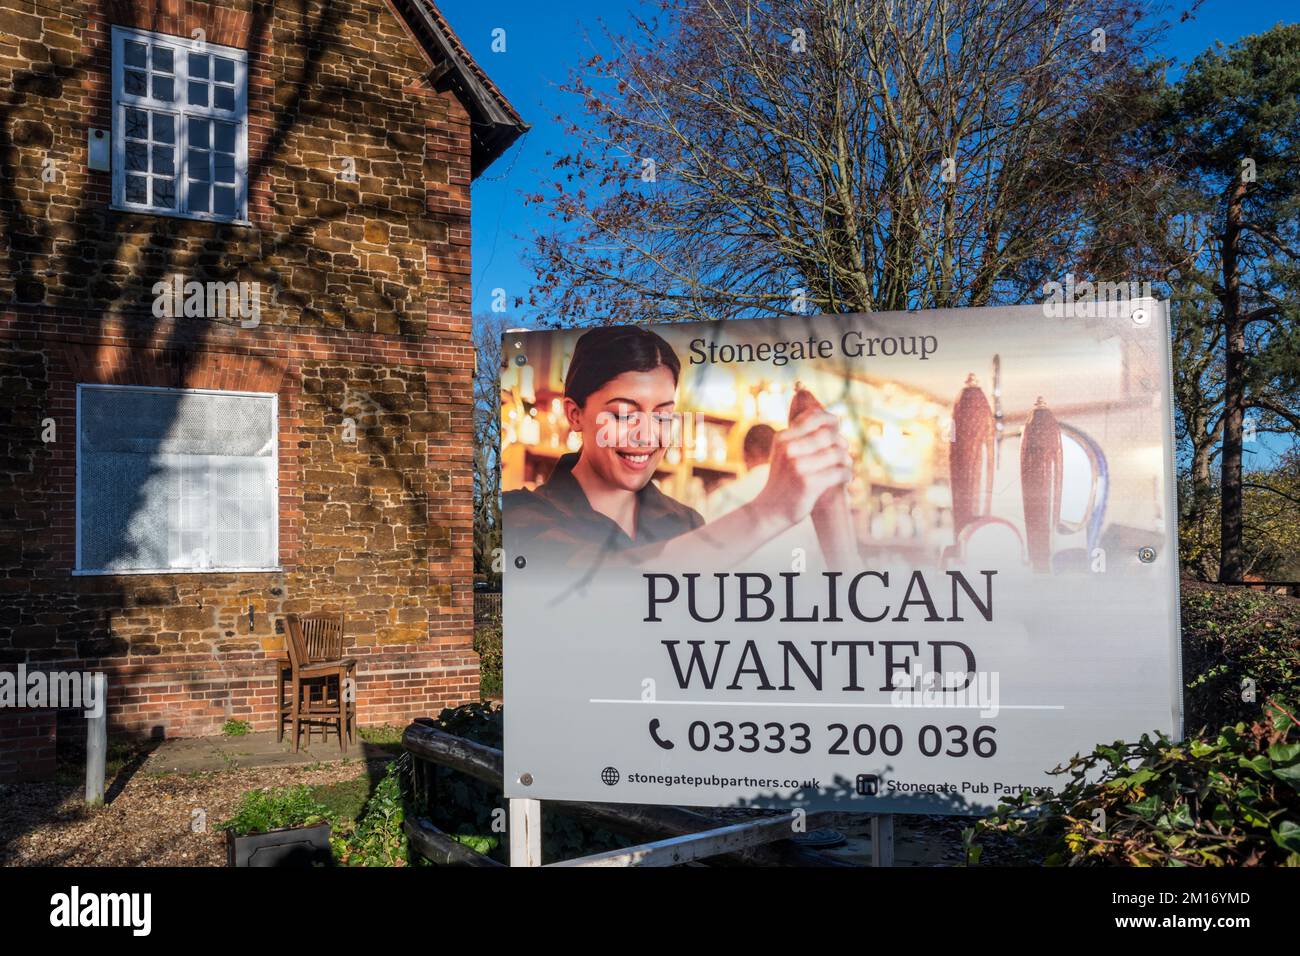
[
  {"xmin": 125, "ymin": 107, "xmax": 148, "ymax": 139},
  {"xmin": 115, "ymin": 32, "xmax": 247, "ymax": 226},
  {"xmin": 214, "ymin": 153, "xmax": 235, "ymax": 184},
  {"xmin": 210, "ymin": 458, "xmax": 274, "ymax": 568},
  {"xmin": 153, "ymin": 177, "xmax": 176, "ymax": 209},
  {"xmin": 153, "ymin": 112, "xmax": 175, "ymax": 144},
  {"xmin": 214, "ymin": 123, "xmax": 236, "ymax": 154},
  {"xmin": 152, "ymin": 145, "xmax": 174, "ymax": 175},
  {"xmin": 213, "ymin": 186, "xmax": 235, "ymax": 217},
  {"xmin": 187, "ymin": 149, "xmax": 210, "ymax": 180},
  {"xmin": 78, "ymin": 451, "xmax": 170, "ymax": 571},
  {"xmin": 126, "ymin": 142, "xmax": 148, "ymax": 172}
]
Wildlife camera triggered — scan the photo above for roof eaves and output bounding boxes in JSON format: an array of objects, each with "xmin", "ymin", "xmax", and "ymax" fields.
[{"xmin": 396, "ymin": 0, "xmax": 529, "ymax": 177}]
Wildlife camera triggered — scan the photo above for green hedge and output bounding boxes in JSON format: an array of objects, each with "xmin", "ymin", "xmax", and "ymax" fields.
[
  {"xmin": 974, "ymin": 698, "xmax": 1299, "ymax": 865},
  {"xmin": 1181, "ymin": 581, "xmax": 1300, "ymax": 732},
  {"xmin": 474, "ymin": 624, "xmax": 503, "ymax": 699}
]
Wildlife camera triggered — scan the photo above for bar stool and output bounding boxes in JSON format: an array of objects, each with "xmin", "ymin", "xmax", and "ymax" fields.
[{"xmin": 279, "ymin": 612, "xmax": 356, "ymax": 752}]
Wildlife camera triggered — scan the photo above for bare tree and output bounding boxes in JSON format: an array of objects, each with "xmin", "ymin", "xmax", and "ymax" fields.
[
  {"xmin": 472, "ymin": 311, "xmax": 511, "ymax": 584},
  {"xmin": 530, "ymin": 0, "xmax": 1164, "ymax": 324}
]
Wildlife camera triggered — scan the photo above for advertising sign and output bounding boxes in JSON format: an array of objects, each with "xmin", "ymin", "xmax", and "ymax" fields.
[{"xmin": 501, "ymin": 302, "xmax": 1182, "ymax": 814}]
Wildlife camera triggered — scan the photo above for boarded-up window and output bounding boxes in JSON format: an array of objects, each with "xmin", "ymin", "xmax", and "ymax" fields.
[{"xmin": 77, "ymin": 385, "xmax": 278, "ymax": 572}]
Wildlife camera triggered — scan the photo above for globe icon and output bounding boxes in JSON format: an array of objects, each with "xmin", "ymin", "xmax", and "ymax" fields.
[{"xmin": 600, "ymin": 766, "xmax": 620, "ymax": 786}]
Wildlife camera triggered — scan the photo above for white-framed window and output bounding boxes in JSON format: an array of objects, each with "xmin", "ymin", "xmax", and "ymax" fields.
[
  {"xmin": 111, "ymin": 25, "xmax": 249, "ymax": 222},
  {"xmin": 76, "ymin": 385, "xmax": 279, "ymax": 574}
]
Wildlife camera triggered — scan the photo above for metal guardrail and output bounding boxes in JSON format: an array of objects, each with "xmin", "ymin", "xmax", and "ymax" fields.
[{"xmin": 400, "ymin": 719, "xmax": 868, "ymax": 868}]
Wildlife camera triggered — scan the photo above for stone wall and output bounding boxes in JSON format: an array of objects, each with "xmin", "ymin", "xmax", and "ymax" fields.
[{"xmin": 0, "ymin": 0, "xmax": 480, "ymax": 742}]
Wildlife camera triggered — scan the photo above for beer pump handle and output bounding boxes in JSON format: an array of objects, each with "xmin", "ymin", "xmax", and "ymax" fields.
[
  {"xmin": 950, "ymin": 374, "xmax": 996, "ymax": 543},
  {"xmin": 1020, "ymin": 397, "xmax": 1063, "ymax": 573}
]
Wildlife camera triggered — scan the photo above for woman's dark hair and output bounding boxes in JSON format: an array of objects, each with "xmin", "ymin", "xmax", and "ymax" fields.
[{"xmin": 564, "ymin": 326, "xmax": 681, "ymax": 407}]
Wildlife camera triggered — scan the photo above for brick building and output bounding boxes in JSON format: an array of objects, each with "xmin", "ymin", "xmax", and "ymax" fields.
[{"xmin": 0, "ymin": 0, "xmax": 524, "ymax": 768}]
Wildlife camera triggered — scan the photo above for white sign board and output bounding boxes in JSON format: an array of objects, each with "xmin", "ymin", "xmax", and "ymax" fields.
[{"xmin": 501, "ymin": 303, "xmax": 1182, "ymax": 814}]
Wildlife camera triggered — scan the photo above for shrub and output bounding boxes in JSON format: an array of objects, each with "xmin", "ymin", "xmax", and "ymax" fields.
[
  {"xmin": 217, "ymin": 786, "xmax": 330, "ymax": 835},
  {"xmin": 975, "ymin": 697, "xmax": 1300, "ymax": 866},
  {"xmin": 1181, "ymin": 581, "xmax": 1300, "ymax": 732},
  {"xmin": 330, "ymin": 755, "xmax": 417, "ymax": 867},
  {"xmin": 474, "ymin": 624, "xmax": 503, "ymax": 699},
  {"xmin": 219, "ymin": 758, "xmax": 419, "ymax": 866}
]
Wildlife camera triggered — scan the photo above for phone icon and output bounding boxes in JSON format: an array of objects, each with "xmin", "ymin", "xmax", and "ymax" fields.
[{"xmin": 648, "ymin": 718, "xmax": 675, "ymax": 750}]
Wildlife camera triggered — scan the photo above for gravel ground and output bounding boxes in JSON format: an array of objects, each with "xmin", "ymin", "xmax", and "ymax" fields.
[
  {"xmin": 2, "ymin": 752, "xmax": 1034, "ymax": 867},
  {"xmin": 0, "ymin": 760, "xmax": 387, "ymax": 867}
]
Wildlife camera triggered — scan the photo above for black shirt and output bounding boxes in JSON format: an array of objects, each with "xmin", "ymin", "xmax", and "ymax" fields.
[{"xmin": 503, "ymin": 453, "xmax": 704, "ymax": 569}]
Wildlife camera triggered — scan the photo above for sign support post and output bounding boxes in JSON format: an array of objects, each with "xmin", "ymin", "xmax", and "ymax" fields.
[
  {"xmin": 871, "ymin": 814, "xmax": 894, "ymax": 867},
  {"xmin": 85, "ymin": 673, "xmax": 106, "ymax": 806},
  {"xmin": 509, "ymin": 797, "xmax": 542, "ymax": 867}
]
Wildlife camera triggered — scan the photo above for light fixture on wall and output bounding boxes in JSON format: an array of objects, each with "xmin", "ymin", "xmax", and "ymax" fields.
[{"xmin": 88, "ymin": 129, "xmax": 110, "ymax": 171}]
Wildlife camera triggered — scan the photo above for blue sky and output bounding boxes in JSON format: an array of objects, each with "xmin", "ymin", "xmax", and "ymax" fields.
[
  {"xmin": 448, "ymin": 0, "xmax": 1293, "ymax": 327},
  {"xmin": 447, "ymin": 1, "xmax": 1295, "ymax": 467}
]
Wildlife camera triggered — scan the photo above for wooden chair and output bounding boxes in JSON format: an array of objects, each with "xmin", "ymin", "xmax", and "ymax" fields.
[{"xmin": 279, "ymin": 612, "xmax": 356, "ymax": 753}]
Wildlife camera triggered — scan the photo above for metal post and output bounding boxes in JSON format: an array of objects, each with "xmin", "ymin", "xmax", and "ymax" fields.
[
  {"xmin": 85, "ymin": 673, "xmax": 107, "ymax": 806},
  {"xmin": 871, "ymin": 813, "xmax": 894, "ymax": 867},
  {"xmin": 509, "ymin": 798, "xmax": 542, "ymax": 867}
]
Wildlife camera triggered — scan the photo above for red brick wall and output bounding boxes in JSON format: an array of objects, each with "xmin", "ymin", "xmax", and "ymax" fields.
[
  {"xmin": 0, "ymin": 709, "xmax": 57, "ymax": 782},
  {"xmin": 0, "ymin": 0, "xmax": 480, "ymax": 740}
]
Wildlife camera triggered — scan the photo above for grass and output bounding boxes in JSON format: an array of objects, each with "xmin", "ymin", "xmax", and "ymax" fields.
[
  {"xmin": 357, "ymin": 724, "xmax": 404, "ymax": 745},
  {"xmin": 221, "ymin": 719, "xmax": 251, "ymax": 737},
  {"xmin": 54, "ymin": 736, "xmax": 155, "ymax": 787},
  {"xmin": 309, "ymin": 775, "xmax": 372, "ymax": 825}
]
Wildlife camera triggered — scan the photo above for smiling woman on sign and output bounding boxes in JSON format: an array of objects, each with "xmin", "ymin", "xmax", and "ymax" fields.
[{"xmin": 504, "ymin": 325, "xmax": 853, "ymax": 571}]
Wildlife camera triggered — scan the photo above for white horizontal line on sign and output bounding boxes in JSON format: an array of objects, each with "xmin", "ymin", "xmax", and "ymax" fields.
[{"xmin": 589, "ymin": 699, "xmax": 1065, "ymax": 710}]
